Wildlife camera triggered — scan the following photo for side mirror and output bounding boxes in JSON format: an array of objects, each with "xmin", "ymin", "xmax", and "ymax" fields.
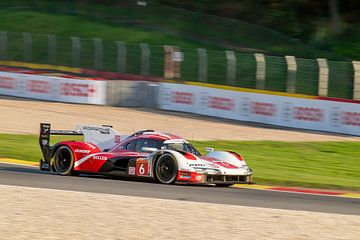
[
  {"xmin": 205, "ymin": 147, "xmax": 214, "ymax": 152},
  {"xmin": 142, "ymin": 147, "xmax": 158, "ymax": 152}
]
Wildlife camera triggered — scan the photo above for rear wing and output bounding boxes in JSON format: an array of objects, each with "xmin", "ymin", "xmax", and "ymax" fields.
[
  {"xmin": 39, "ymin": 123, "xmax": 83, "ymax": 150},
  {"xmin": 39, "ymin": 123, "xmax": 84, "ymax": 170},
  {"xmin": 39, "ymin": 123, "xmax": 124, "ymax": 170}
]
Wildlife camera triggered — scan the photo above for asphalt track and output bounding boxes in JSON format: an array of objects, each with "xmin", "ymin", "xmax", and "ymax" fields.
[{"xmin": 0, "ymin": 162, "xmax": 359, "ymax": 215}]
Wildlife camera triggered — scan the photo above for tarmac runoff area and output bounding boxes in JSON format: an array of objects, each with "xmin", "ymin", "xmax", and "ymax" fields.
[
  {"xmin": 1, "ymin": 96, "xmax": 360, "ymax": 141},
  {"xmin": 0, "ymin": 184, "xmax": 359, "ymax": 240}
]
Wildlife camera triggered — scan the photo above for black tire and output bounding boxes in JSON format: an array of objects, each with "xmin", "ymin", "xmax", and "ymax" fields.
[
  {"xmin": 53, "ymin": 146, "xmax": 75, "ymax": 176},
  {"xmin": 155, "ymin": 153, "xmax": 178, "ymax": 184}
]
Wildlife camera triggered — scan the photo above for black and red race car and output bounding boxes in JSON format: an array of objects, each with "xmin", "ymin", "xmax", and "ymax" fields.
[{"xmin": 39, "ymin": 123, "xmax": 253, "ymax": 186}]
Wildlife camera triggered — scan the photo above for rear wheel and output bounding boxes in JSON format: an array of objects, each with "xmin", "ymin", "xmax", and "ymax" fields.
[
  {"xmin": 155, "ymin": 154, "xmax": 178, "ymax": 184},
  {"xmin": 53, "ymin": 146, "xmax": 75, "ymax": 176}
]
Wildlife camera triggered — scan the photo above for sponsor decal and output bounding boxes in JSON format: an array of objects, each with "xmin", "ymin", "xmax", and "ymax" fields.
[
  {"xmin": 0, "ymin": 76, "xmax": 16, "ymax": 89},
  {"xmin": 293, "ymin": 107, "xmax": 324, "ymax": 122},
  {"xmin": 93, "ymin": 155, "xmax": 107, "ymax": 161},
  {"xmin": 60, "ymin": 83, "xmax": 96, "ymax": 97},
  {"xmin": 179, "ymin": 171, "xmax": 191, "ymax": 179},
  {"xmin": 83, "ymin": 126, "xmax": 110, "ymax": 134},
  {"xmin": 201, "ymin": 157, "xmax": 237, "ymax": 169},
  {"xmin": 84, "ymin": 142, "xmax": 97, "ymax": 150},
  {"xmin": 41, "ymin": 124, "xmax": 50, "ymax": 135},
  {"xmin": 171, "ymin": 91, "xmax": 194, "ymax": 105},
  {"xmin": 27, "ymin": 80, "xmax": 50, "ymax": 93},
  {"xmin": 128, "ymin": 167, "xmax": 136, "ymax": 175},
  {"xmin": 180, "ymin": 175, "xmax": 191, "ymax": 179},
  {"xmin": 75, "ymin": 149, "xmax": 91, "ymax": 154},
  {"xmin": 207, "ymin": 96, "xmax": 235, "ymax": 111},
  {"xmin": 189, "ymin": 163, "xmax": 206, "ymax": 167},
  {"xmin": 250, "ymin": 101, "xmax": 277, "ymax": 116},
  {"xmin": 342, "ymin": 111, "xmax": 360, "ymax": 127}
]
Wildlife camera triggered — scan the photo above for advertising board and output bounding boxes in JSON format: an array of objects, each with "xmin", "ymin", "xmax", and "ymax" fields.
[{"xmin": 159, "ymin": 83, "xmax": 360, "ymax": 136}]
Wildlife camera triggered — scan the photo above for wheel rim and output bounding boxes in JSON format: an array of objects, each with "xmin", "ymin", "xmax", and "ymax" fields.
[
  {"xmin": 156, "ymin": 155, "xmax": 176, "ymax": 183},
  {"xmin": 54, "ymin": 147, "xmax": 73, "ymax": 175}
]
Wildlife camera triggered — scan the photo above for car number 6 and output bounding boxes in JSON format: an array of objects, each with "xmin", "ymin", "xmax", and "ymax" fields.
[{"xmin": 139, "ymin": 164, "xmax": 145, "ymax": 175}]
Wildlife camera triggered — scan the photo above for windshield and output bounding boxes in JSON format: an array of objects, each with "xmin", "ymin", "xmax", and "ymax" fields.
[{"xmin": 163, "ymin": 142, "xmax": 201, "ymax": 156}]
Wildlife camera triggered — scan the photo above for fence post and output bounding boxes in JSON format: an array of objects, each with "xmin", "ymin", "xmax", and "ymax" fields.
[
  {"xmin": 317, "ymin": 58, "xmax": 329, "ymax": 97},
  {"xmin": 226, "ymin": 50, "xmax": 236, "ymax": 85},
  {"xmin": 23, "ymin": 32, "xmax": 32, "ymax": 62},
  {"xmin": 47, "ymin": 34, "xmax": 57, "ymax": 65},
  {"xmin": 285, "ymin": 55, "xmax": 297, "ymax": 93},
  {"xmin": 71, "ymin": 36, "xmax": 81, "ymax": 67},
  {"xmin": 0, "ymin": 31, "xmax": 7, "ymax": 60},
  {"xmin": 140, "ymin": 43, "xmax": 150, "ymax": 76},
  {"xmin": 94, "ymin": 38, "xmax": 103, "ymax": 70},
  {"xmin": 197, "ymin": 48, "xmax": 207, "ymax": 82},
  {"xmin": 255, "ymin": 53, "xmax": 265, "ymax": 89},
  {"xmin": 163, "ymin": 45, "xmax": 182, "ymax": 79},
  {"xmin": 353, "ymin": 61, "xmax": 360, "ymax": 100},
  {"xmin": 117, "ymin": 41, "xmax": 126, "ymax": 73},
  {"xmin": 164, "ymin": 45, "xmax": 174, "ymax": 79}
]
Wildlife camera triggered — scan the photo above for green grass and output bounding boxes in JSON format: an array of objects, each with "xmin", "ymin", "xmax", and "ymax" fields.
[
  {"xmin": 0, "ymin": 133, "xmax": 359, "ymax": 190},
  {"xmin": 193, "ymin": 141, "xmax": 360, "ymax": 190},
  {"xmin": 0, "ymin": 11, "xmax": 217, "ymax": 49}
]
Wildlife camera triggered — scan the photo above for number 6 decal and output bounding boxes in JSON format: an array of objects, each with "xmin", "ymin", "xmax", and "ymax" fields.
[
  {"xmin": 136, "ymin": 159, "xmax": 149, "ymax": 176},
  {"xmin": 139, "ymin": 164, "xmax": 145, "ymax": 175}
]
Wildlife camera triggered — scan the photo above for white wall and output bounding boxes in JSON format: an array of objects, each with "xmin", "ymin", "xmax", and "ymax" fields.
[
  {"xmin": 159, "ymin": 83, "xmax": 360, "ymax": 136},
  {"xmin": 0, "ymin": 71, "xmax": 106, "ymax": 105}
]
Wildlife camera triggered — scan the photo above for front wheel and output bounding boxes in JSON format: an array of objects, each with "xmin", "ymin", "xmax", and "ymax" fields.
[
  {"xmin": 53, "ymin": 146, "xmax": 75, "ymax": 176},
  {"xmin": 155, "ymin": 154, "xmax": 178, "ymax": 184}
]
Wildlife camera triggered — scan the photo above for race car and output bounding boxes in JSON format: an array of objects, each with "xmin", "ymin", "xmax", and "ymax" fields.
[{"xmin": 39, "ymin": 123, "xmax": 253, "ymax": 186}]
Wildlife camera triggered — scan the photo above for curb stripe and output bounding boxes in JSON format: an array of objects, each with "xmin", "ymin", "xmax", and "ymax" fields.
[
  {"xmin": 0, "ymin": 158, "xmax": 38, "ymax": 166},
  {"xmin": 0, "ymin": 60, "xmax": 82, "ymax": 74},
  {"xmin": 232, "ymin": 184, "xmax": 360, "ymax": 199}
]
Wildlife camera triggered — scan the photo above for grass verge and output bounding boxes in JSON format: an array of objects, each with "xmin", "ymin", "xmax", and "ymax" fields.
[{"xmin": 0, "ymin": 134, "xmax": 359, "ymax": 190}]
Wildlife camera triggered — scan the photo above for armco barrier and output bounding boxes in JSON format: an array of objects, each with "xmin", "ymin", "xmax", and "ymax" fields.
[
  {"xmin": 0, "ymin": 71, "xmax": 106, "ymax": 105},
  {"xmin": 158, "ymin": 83, "xmax": 360, "ymax": 136}
]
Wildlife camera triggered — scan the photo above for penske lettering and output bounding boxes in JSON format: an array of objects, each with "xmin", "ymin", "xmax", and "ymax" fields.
[{"xmin": 75, "ymin": 149, "xmax": 91, "ymax": 153}]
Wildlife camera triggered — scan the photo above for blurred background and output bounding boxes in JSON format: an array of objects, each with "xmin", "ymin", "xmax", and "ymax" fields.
[{"xmin": 0, "ymin": 0, "xmax": 359, "ymax": 99}]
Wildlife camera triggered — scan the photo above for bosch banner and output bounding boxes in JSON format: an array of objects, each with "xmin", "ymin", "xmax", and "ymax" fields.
[
  {"xmin": 0, "ymin": 71, "xmax": 106, "ymax": 105},
  {"xmin": 159, "ymin": 83, "xmax": 360, "ymax": 136}
]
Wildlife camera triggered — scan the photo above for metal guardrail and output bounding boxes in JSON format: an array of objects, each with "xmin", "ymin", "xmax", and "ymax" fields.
[{"xmin": 0, "ymin": 31, "xmax": 358, "ymax": 100}]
